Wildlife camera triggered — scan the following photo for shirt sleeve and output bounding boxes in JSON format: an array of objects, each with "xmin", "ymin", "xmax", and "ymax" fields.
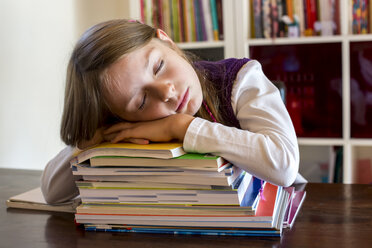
[
  {"xmin": 40, "ymin": 146, "xmax": 82, "ymax": 204},
  {"xmin": 183, "ymin": 60, "xmax": 300, "ymax": 187}
]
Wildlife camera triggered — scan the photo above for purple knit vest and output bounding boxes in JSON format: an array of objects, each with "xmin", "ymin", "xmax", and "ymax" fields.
[{"xmin": 194, "ymin": 58, "xmax": 251, "ymax": 129}]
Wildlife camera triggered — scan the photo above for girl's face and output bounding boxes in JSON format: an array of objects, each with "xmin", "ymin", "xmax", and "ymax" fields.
[{"xmin": 103, "ymin": 38, "xmax": 203, "ymax": 122}]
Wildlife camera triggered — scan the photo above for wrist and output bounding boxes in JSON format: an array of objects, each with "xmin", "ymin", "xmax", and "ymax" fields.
[{"xmin": 171, "ymin": 114, "xmax": 194, "ymax": 141}]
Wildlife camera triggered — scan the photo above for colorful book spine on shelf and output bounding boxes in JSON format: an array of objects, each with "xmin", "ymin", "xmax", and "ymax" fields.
[
  {"xmin": 352, "ymin": 0, "xmax": 362, "ymax": 34},
  {"xmin": 250, "ymin": 0, "xmax": 341, "ymax": 38},
  {"xmin": 252, "ymin": 0, "xmax": 263, "ymax": 38},
  {"xmin": 209, "ymin": 0, "xmax": 219, "ymax": 40},
  {"xmin": 304, "ymin": 0, "xmax": 317, "ymax": 36},
  {"xmin": 360, "ymin": 0, "xmax": 368, "ymax": 34},
  {"xmin": 216, "ymin": 0, "xmax": 224, "ymax": 40},
  {"xmin": 351, "ymin": 0, "xmax": 369, "ymax": 34},
  {"xmin": 262, "ymin": 0, "xmax": 272, "ymax": 38},
  {"xmin": 138, "ymin": 0, "xmax": 224, "ymax": 43}
]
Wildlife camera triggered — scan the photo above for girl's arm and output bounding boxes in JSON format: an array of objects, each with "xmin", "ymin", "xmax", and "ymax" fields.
[
  {"xmin": 40, "ymin": 146, "xmax": 81, "ymax": 204},
  {"xmin": 183, "ymin": 60, "xmax": 300, "ymax": 187}
]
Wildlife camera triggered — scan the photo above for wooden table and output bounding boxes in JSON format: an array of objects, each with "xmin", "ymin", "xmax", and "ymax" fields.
[{"xmin": 1, "ymin": 168, "xmax": 372, "ymax": 248}]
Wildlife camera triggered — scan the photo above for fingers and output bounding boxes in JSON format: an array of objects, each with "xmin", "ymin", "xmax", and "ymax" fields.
[
  {"xmin": 127, "ymin": 138, "xmax": 150, "ymax": 145},
  {"xmin": 104, "ymin": 122, "xmax": 133, "ymax": 135}
]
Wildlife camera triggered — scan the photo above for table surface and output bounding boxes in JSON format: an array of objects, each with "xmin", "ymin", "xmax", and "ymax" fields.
[{"xmin": 1, "ymin": 168, "xmax": 372, "ymax": 248}]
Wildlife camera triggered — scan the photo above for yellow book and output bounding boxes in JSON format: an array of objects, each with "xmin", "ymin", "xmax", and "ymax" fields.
[{"xmin": 72, "ymin": 142, "xmax": 185, "ymax": 164}]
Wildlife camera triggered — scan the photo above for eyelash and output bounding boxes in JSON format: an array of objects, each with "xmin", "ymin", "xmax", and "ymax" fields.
[
  {"xmin": 139, "ymin": 93, "xmax": 147, "ymax": 110},
  {"xmin": 155, "ymin": 60, "xmax": 164, "ymax": 75}
]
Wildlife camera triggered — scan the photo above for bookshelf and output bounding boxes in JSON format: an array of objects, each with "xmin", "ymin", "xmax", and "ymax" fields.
[{"xmin": 128, "ymin": 0, "xmax": 372, "ymax": 184}]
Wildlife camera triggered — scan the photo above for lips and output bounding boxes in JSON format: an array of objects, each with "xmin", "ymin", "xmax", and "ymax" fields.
[{"xmin": 176, "ymin": 88, "xmax": 189, "ymax": 113}]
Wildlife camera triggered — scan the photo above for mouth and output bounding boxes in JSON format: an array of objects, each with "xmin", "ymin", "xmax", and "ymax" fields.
[{"xmin": 176, "ymin": 88, "xmax": 189, "ymax": 113}]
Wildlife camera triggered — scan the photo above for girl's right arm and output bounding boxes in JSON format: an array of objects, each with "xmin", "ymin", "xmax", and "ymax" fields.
[{"xmin": 40, "ymin": 146, "xmax": 81, "ymax": 204}]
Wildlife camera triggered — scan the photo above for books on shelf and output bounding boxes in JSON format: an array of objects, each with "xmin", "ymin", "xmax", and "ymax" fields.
[
  {"xmin": 140, "ymin": 0, "xmax": 224, "ymax": 42},
  {"xmin": 250, "ymin": 0, "xmax": 342, "ymax": 38},
  {"xmin": 351, "ymin": 0, "xmax": 370, "ymax": 34},
  {"xmin": 70, "ymin": 141, "xmax": 306, "ymax": 237}
]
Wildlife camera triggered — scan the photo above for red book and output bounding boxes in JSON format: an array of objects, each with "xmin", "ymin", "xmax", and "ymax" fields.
[
  {"xmin": 255, "ymin": 183, "xmax": 278, "ymax": 217},
  {"xmin": 305, "ymin": 0, "xmax": 317, "ymax": 36}
]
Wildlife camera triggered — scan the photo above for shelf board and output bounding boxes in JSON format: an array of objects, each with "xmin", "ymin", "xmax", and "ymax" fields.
[
  {"xmin": 350, "ymin": 139, "xmax": 372, "ymax": 146},
  {"xmin": 346, "ymin": 34, "xmax": 372, "ymax": 42},
  {"xmin": 298, "ymin": 138, "xmax": 345, "ymax": 146},
  {"xmin": 247, "ymin": 34, "xmax": 372, "ymax": 46},
  {"xmin": 177, "ymin": 41, "xmax": 225, "ymax": 49},
  {"xmin": 247, "ymin": 36, "xmax": 344, "ymax": 46}
]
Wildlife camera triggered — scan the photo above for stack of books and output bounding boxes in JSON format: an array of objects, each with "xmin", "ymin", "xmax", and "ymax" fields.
[{"xmin": 71, "ymin": 142, "xmax": 306, "ymax": 237}]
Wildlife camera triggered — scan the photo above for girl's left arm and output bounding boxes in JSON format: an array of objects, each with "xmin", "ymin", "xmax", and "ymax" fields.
[{"xmin": 183, "ymin": 60, "xmax": 300, "ymax": 187}]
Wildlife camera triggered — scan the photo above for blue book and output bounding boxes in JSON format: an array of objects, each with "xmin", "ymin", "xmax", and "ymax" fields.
[{"xmin": 240, "ymin": 177, "xmax": 262, "ymax": 207}]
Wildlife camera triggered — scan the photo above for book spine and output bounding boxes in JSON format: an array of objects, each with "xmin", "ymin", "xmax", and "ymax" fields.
[
  {"xmin": 361, "ymin": 0, "xmax": 368, "ymax": 34},
  {"xmin": 253, "ymin": 0, "xmax": 263, "ymax": 38},
  {"xmin": 182, "ymin": 0, "xmax": 189, "ymax": 41},
  {"xmin": 210, "ymin": 0, "xmax": 219, "ymax": 40},
  {"xmin": 145, "ymin": 0, "xmax": 153, "ymax": 26},
  {"xmin": 370, "ymin": 0, "xmax": 372, "ymax": 33},
  {"xmin": 216, "ymin": 0, "xmax": 224, "ymax": 40},
  {"xmin": 293, "ymin": 0, "xmax": 305, "ymax": 36},
  {"xmin": 152, "ymin": 0, "xmax": 158, "ymax": 27},
  {"xmin": 179, "ymin": 0, "xmax": 186, "ymax": 42},
  {"xmin": 271, "ymin": 0, "xmax": 279, "ymax": 38},
  {"xmin": 262, "ymin": 0, "xmax": 272, "ymax": 38},
  {"xmin": 140, "ymin": 0, "xmax": 145, "ymax": 23},
  {"xmin": 198, "ymin": 0, "xmax": 208, "ymax": 40},
  {"xmin": 286, "ymin": 0, "xmax": 294, "ymax": 22}
]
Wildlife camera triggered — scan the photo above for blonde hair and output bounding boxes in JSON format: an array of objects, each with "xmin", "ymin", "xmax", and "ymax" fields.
[{"xmin": 61, "ymin": 19, "xmax": 220, "ymax": 146}]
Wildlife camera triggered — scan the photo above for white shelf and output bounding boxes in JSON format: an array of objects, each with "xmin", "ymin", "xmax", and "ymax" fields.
[
  {"xmin": 178, "ymin": 41, "xmax": 225, "ymax": 50},
  {"xmin": 247, "ymin": 36, "xmax": 345, "ymax": 46},
  {"xmin": 298, "ymin": 138, "xmax": 345, "ymax": 146}
]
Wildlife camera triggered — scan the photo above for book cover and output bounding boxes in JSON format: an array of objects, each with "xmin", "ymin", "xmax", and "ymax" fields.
[
  {"xmin": 72, "ymin": 142, "xmax": 185, "ymax": 164},
  {"xmin": 89, "ymin": 153, "xmax": 227, "ymax": 171},
  {"xmin": 6, "ymin": 187, "xmax": 80, "ymax": 213},
  {"xmin": 84, "ymin": 223, "xmax": 281, "ymax": 236}
]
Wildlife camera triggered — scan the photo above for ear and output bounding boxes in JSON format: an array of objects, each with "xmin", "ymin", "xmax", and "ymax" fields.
[{"xmin": 156, "ymin": 29, "xmax": 175, "ymax": 45}]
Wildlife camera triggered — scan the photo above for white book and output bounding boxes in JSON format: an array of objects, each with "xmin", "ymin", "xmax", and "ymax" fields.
[{"xmin": 6, "ymin": 187, "xmax": 80, "ymax": 213}]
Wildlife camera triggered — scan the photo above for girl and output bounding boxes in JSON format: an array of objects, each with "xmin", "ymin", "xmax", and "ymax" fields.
[{"xmin": 41, "ymin": 19, "xmax": 303, "ymax": 204}]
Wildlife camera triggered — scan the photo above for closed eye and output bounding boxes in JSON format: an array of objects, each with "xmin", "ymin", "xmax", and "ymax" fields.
[
  {"xmin": 155, "ymin": 60, "xmax": 164, "ymax": 75},
  {"xmin": 139, "ymin": 93, "xmax": 147, "ymax": 110}
]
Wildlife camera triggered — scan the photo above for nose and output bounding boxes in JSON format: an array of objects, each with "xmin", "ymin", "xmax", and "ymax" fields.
[{"xmin": 153, "ymin": 81, "xmax": 176, "ymax": 103}]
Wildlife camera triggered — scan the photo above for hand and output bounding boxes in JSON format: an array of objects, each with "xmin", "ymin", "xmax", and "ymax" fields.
[{"xmin": 104, "ymin": 114, "xmax": 195, "ymax": 144}]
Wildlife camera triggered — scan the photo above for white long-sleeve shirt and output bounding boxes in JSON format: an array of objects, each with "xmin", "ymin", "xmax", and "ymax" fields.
[
  {"xmin": 41, "ymin": 60, "xmax": 305, "ymax": 204},
  {"xmin": 184, "ymin": 60, "xmax": 301, "ymax": 187}
]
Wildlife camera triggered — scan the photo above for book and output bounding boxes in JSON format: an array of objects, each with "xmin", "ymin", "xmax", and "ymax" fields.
[
  {"xmin": 252, "ymin": 0, "xmax": 263, "ymax": 38},
  {"xmin": 77, "ymin": 172, "xmax": 250, "ymax": 205},
  {"xmin": 84, "ymin": 223, "xmax": 282, "ymax": 236},
  {"xmin": 6, "ymin": 187, "xmax": 80, "ymax": 213},
  {"xmin": 74, "ymin": 181, "xmax": 287, "ymax": 230},
  {"xmin": 72, "ymin": 142, "xmax": 185, "ymax": 164},
  {"xmin": 286, "ymin": 190, "xmax": 306, "ymax": 228},
  {"xmin": 88, "ymin": 152, "xmax": 228, "ymax": 171}
]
